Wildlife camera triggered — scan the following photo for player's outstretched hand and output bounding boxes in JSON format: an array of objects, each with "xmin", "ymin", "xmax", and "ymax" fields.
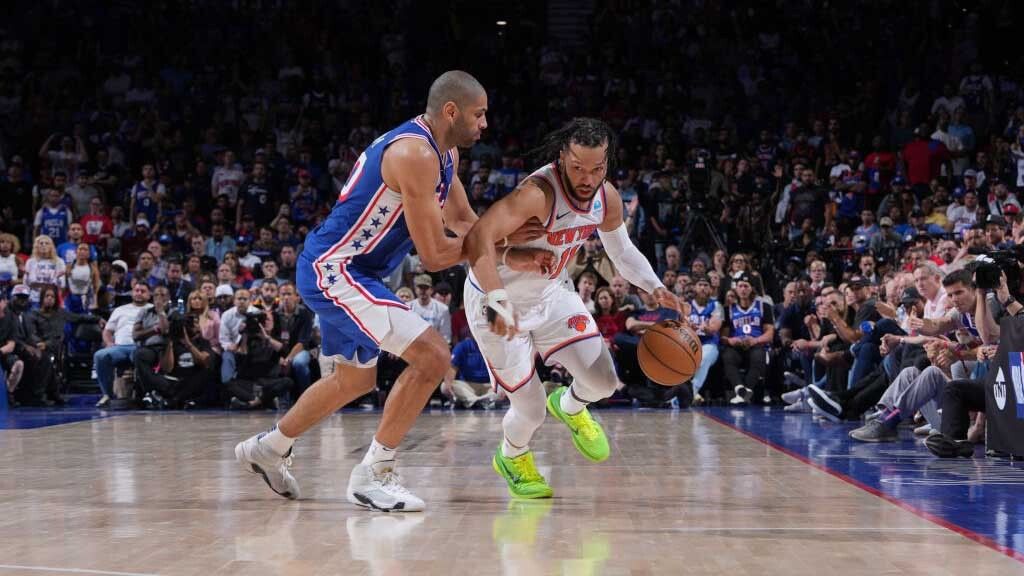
[
  {"xmin": 505, "ymin": 217, "xmax": 547, "ymax": 244},
  {"xmin": 652, "ymin": 287, "xmax": 686, "ymax": 315},
  {"xmin": 504, "ymin": 247, "xmax": 556, "ymax": 276}
]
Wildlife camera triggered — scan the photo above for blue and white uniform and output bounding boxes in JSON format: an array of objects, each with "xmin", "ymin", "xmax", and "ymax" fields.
[
  {"xmin": 730, "ymin": 299, "xmax": 767, "ymax": 345},
  {"xmin": 297, "ymin": 115, "xmax": 454, "ymax": 366}
]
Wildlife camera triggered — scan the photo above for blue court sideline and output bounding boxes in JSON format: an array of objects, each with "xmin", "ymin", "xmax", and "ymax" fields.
[{"xmin": 701, "ymin": 406, "xmax": 1024, "ymax": 565}]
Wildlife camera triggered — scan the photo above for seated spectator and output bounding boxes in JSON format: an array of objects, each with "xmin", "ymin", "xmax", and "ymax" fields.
[
  {"xmin": 10, "ymin": 285, "xmax": 63, "ymax": 405},
  {"xmin": 614, "ymin": 289, "xmax": 680, "ymax": 405},
  {"xmin": 235, "ymin": 236, "xmax": 262, "ymax": 272},
  {"xmin": 24, "ymin": 235, "xmax": 65, "ymax": 307},
  {"xmin": 277, "ymin": 245, "xmax": 298, "ymax": 281},
  {"xmin": 593, "ymin": 286, "xmax": 627, "ymax": 346},
  {"xmin": 410, "ymin": 274, "xmax": 451, "ymax": 345},
  {"xmin": 93, "ymin": 282, "xmax": 152, "ymax": 407},
  {"xmin": 251, "ymin": 259, "xmax": 282, "ymax": 290},
  {"xmin": 65, "ymin": 243, "xmax": 100, "ymax": 313},
  {"xmin": 577, "ymin": 271, "xmax": 598, "ymax": 314},
  {"xmin": 254, "ymin": 280, "xmax": 279, "ymax": 310},
  {"xmin": 164, "ymin": 259, "xmax": 194, "ymax": 307},
  {"xmin": 187, "ymin": 290, "xmax": 220, "ymax": 349},
  {"xmin": 608, "ymin": 274, "xmax": 643, "ymax": 314},
  {"xmin": 720, "ymin": 274, "xmax": 775, "ymax": 404},
  {"xmin": 441, "ymin": 335, "xmax": 499, "ymax": 408},
  {"xmin": 132, "ymin": 284, "xmax": 171, "ymax": 395},
  {"xmin": 686, "ymin": 275, "xmax": 724, "ymax": 404},
  {"xmin": 214, "ymin": 284, "xmax": 235, "ymax": 313},
  {"xmin": 568, "ymin": 234, "xmax": 616, "ymax": 287},
  {"xmin": 218, "ymin": 288, "xmax": 256, "ymax": 384},
  {"xmin": 223, "ymin": 252, "xmax": 254, "ymax": 288},
  {"xmin": 0, "ymin": 292, "xmax": 21, "ymax": 394},
  {"xmin": 272, "ymin": 282, "xmax": 313, "ymax": 393}
]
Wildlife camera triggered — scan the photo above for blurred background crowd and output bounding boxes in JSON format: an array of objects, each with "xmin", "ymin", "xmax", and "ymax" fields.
[{"xmin": 0, "ymin": 1, "xmax": 1020, "ymax": 456}]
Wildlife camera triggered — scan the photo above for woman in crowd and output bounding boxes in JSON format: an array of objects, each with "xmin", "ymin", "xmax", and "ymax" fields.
[
  {"xmin": 184, "ymin": 254, "xmax": 203, "ymax": 284},
  {"xmin": 593, "ymin": 286, "xmax": 627, "ymax": 346},
  {"xmin": 0, "ymin": 234, "xmax": 20, "ymax": 282},
  {"xmin": 65, "ymin": 243, "xmax": 100, "ymax": 313},
  {"xmin": 24, "ymin": 235, "xmax": 65, "ymax": 307},
  {"xmin": 187, "ymin": 289, "xmax": 221, "ymax": 351}
]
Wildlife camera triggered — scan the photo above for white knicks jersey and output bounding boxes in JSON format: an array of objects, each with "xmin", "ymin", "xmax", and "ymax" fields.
[{"xmin": 468, "ymin": 162, "xmax": 607, "ymax": 309}]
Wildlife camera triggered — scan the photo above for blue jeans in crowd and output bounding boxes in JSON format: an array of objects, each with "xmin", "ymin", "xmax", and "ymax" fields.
[
  {"xmin": 289, "ymin": 350, "xmax": 312, "ymax": 392},
  {"xmin": 691, "ymin": 343, "xmax": 719, "ymax": 394},
  {"xmin": 93, "ymin": 345, "xmax": 136, "ymax": 397},
  {"xmin": 849, "ymin": 318, "xmax": 905, "ymax": 389},
  {"xmin": 221, "ymin": 351, "xmax": 236, "ymax": 384}
]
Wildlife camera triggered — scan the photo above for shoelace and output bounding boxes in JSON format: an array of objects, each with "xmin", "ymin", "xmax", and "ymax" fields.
[
  {"xmin": 510, "ymin": 460, "xmax": 544, "ymax": 484},
  {"xmin": 379, "ymin": 471, "xmax": 413, "ymax": 496},
  {"xmin": 569, "ymin": 412, "xmax": 600, "ymax": 441}
]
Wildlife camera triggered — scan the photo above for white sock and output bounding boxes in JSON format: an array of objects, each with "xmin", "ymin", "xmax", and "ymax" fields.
[
  {"xmin": 260, "ymin": 425, "xmax": 295, "ymax": 456},
  {"xmin": 559, "ymin": 385, "xmax": 587, "ymax": 415},
  {"xmin": 361, "ymin": 437, "xmax": 396, "ymax": 466},
  {"xmin": 501, "ymin": 437, "xmax": 529, "ymax": 458}
]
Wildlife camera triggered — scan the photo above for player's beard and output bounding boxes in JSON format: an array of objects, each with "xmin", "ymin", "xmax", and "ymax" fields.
[{"xmin": 558, "ymin": 165, "xmax": 603, "ymax": 205}]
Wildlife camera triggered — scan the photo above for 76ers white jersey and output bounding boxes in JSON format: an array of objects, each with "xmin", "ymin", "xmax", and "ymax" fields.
[{"xmin": 468, "ymin": 162, "xmax": 606, "ymax": 309}]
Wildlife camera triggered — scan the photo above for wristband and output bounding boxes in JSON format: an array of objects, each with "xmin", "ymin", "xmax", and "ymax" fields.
[{"xmin": 485, "ymin": 289, "xmax": 514, "ymax": 325}]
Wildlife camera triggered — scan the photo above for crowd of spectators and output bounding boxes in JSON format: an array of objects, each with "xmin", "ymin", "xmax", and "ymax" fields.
[{"xmin": 0, "ymin": 1, "xmax": 1021, "ymax": 456}]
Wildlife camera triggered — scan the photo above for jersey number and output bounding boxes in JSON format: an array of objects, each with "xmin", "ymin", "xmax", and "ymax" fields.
[{"xmin": 550, "ymin": 245, "xmax": 581, "ymax": 279}]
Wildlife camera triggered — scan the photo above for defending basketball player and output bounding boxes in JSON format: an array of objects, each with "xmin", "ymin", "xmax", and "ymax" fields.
[
  {"xmin": 234, "ymin": 71, "xmax": 554, "ymax": 512},
  {"xmin": 464, "ymin": 117, "xmax": 680, "ymax": 498}
]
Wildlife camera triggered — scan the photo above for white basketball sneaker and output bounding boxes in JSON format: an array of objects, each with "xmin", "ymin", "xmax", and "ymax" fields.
[
  {"xmin": 234, "ymin": 433, "xmax": 300, "ymax": 500},
  {"xmin": 347, "ymin": 461, "xmax": 425, "ymax": 512}
]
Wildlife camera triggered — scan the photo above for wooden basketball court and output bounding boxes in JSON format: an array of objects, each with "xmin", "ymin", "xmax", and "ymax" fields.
[{"xmin": 1, "ymin": 408, "xmax": 1021, "ymax": 575}]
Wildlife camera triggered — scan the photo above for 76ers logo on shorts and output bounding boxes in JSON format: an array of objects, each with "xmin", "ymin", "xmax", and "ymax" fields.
[{"xmin": 567, "ymin": 314, "xmax": 590, "ymax": 333}]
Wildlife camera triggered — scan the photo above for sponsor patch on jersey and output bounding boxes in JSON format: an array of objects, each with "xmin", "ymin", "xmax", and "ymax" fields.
[{"xmin": 567, "ymin": 314, "xmax": 590, "ymax": 333}]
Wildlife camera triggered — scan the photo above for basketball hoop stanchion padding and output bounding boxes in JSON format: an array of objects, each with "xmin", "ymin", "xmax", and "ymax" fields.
[{"xmin": 986, "ymin": 316, "xmax": 1024, "ymax": 458}]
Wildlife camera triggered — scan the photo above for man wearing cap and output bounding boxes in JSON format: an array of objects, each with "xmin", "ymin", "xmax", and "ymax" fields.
[
  {"xmin": 721, "ymin": 274, "xmax": 775, "ymax": 404},
  {"xmin": 831, "ymin": 276, "xmax": 882, "ymax": 385},
  {"xmin": 983, "ymin": 214, "xmax": 1010, "ymax": 249},
  {"xmin": 870, "ymin": 216, "xmax": 903, "ymax": 256},
  {"xmin": 289, "ymin": 169, "xmax": 319, "ymax": 227},
  {"xmin": 410, "ymin": 275, "xmax": 451, "ymax": 345},
  {"xmin": 93, "ymin": 282, "xmax": 152, "ymax": 407},
  {"xmin": 214, "ymin": 284, "xmax": 235, "ymax": 313},
  {"xmin": 987, "ymin": 178, "xmax": 1020, "ymax": 216},
  {"xmin": 235, "ymin": 236, "xmax": 262, "ymax": 271}
]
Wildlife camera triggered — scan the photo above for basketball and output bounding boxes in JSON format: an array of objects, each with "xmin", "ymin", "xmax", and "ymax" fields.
[{"xmin": 638, "ymin": 320, "xmax": 703, "ymax": 386}]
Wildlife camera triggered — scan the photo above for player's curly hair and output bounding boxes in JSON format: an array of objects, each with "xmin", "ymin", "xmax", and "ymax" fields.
[{"xmin": 529, "ymin": 117, "xmax": 617, "ymax": 170}]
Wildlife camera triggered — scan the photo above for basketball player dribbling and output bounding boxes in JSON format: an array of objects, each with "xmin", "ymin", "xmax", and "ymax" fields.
[
  {"xmin": 464, "ymin": 118, "xmax": 682, "ymax": 498},
  {"xmin": 234, "ymin": 71, "xmax": 554, "ymax": 511}
]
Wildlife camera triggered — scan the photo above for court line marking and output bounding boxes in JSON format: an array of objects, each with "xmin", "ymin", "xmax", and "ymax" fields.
[
  {"xmin": 603, "ymin": 527, "xmax": 948, "ymax": 533},
  {"xmin": 699, "ymin": 411, "xmax": 1024, "ymax": 565},
  {"xmin": 0, "ymin": 564, "xmax": 158, "ymax": 576}
]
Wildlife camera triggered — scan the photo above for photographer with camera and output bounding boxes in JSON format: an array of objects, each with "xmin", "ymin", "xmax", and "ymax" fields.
[
  {"xmin": 225, "ymin": 307, "xmax": 292, "ymax": 410},
  {"xmin": 135, "ymin": 312, "xmax": 215, "ymax": 409}
]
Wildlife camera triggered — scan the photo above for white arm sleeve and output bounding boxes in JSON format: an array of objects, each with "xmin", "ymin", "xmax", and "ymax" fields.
[{"xmin": 598, "ymin": 223, "xmax": 664, "ymax": 294}]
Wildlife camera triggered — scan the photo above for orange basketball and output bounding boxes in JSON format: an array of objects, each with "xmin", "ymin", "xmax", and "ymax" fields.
[{"xmin": 638, "ymin": 320, "xmax": 703, "ymax": 386}]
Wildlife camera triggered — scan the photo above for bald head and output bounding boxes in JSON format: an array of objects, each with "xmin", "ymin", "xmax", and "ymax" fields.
[{"xmin": 426, "ymin": 70, "xmax": 485, "ymax": 115}]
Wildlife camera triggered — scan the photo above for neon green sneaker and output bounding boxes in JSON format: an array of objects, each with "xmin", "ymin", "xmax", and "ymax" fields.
[
  {"xmin": 492, "ymin": 447, "xmax": 554, "ymax": 499},
  {"xmin": 546, "ymin": 387, "xmax": 610, "ymax": 462}
]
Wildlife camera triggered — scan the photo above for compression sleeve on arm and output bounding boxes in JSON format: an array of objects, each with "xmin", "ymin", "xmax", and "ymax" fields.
[{"xmin": 598, "ymin": 223, "xmax": 664, "ymax": 294}]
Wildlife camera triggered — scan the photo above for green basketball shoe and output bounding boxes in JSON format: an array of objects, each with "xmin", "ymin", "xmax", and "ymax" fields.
[
  {"xmin": 546, "ymin": 387, "xmax": 610, "ymax": 462},
  {"xmin": 492, "ymin": 447, "xmax": 554, "ymax": 499}
]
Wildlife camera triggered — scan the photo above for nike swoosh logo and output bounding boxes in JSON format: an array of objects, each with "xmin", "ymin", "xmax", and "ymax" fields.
[{"xmin": 556, "ymin": 211, "xmax": 571, "ymax": 220}]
